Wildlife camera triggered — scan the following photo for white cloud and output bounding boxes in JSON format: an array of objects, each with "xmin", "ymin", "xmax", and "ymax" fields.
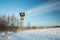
[{"xmin": 25, "ymin": 1, "xmax": 60, "ymax": 17}]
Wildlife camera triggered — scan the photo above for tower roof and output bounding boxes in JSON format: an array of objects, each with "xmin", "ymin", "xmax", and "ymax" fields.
[{"xmin": 20, "ymin": 12, "xmax": 25, "ymax": 17}]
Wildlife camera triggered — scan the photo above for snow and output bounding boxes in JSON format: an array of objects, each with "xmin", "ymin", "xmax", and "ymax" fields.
[{"xmin": 1, "ymin": 28, "xmax": 60, "ymax": 40}]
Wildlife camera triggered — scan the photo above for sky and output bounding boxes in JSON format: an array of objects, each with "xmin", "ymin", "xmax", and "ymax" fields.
[{"xmin": 0, "ymin": 0, "xmax": 60, "ymax": 26}]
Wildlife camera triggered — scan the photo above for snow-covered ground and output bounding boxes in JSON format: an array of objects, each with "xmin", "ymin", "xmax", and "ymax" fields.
[{"xmin": 1, "ymin": 28, "xmax": 60, "ymax": 40}]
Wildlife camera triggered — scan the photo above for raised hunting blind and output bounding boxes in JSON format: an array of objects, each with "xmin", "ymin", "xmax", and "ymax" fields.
[{"xmin": 19, "ymin": 12, "xmax": 25, "ymax": 28}]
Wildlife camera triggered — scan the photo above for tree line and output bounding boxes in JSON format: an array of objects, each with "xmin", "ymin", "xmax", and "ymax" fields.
[{"xmin": 0, "ymin": 15, "xmax": 19, "ymax": 31}]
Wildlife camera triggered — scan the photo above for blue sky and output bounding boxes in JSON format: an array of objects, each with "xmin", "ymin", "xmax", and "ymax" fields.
[{"xmin": 0, "ymin": 0, "xmax": 60, "ymax": 26}]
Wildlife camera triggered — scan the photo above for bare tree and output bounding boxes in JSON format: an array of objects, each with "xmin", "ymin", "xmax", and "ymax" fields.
[
  {"xmin": 10, "ymin": 15, "xmax": 17, "ymax": 26},
  {"xmin": 0, "ymin": 14, "xmax": 19, "ymax": 31},
  {"xmin": 0, "ymin": 15, "xmax": 8, "ymax": 31}
]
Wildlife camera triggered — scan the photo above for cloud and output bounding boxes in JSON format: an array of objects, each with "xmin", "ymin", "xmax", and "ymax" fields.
[{"xmin": 25, "ymin": 1, "xmax": 60, "ymax": 17}]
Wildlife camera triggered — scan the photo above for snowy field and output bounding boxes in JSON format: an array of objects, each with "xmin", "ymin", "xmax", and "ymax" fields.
[{"xmin": 1, "ymin": 28, "xmax": 60, "ymax": 40}]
